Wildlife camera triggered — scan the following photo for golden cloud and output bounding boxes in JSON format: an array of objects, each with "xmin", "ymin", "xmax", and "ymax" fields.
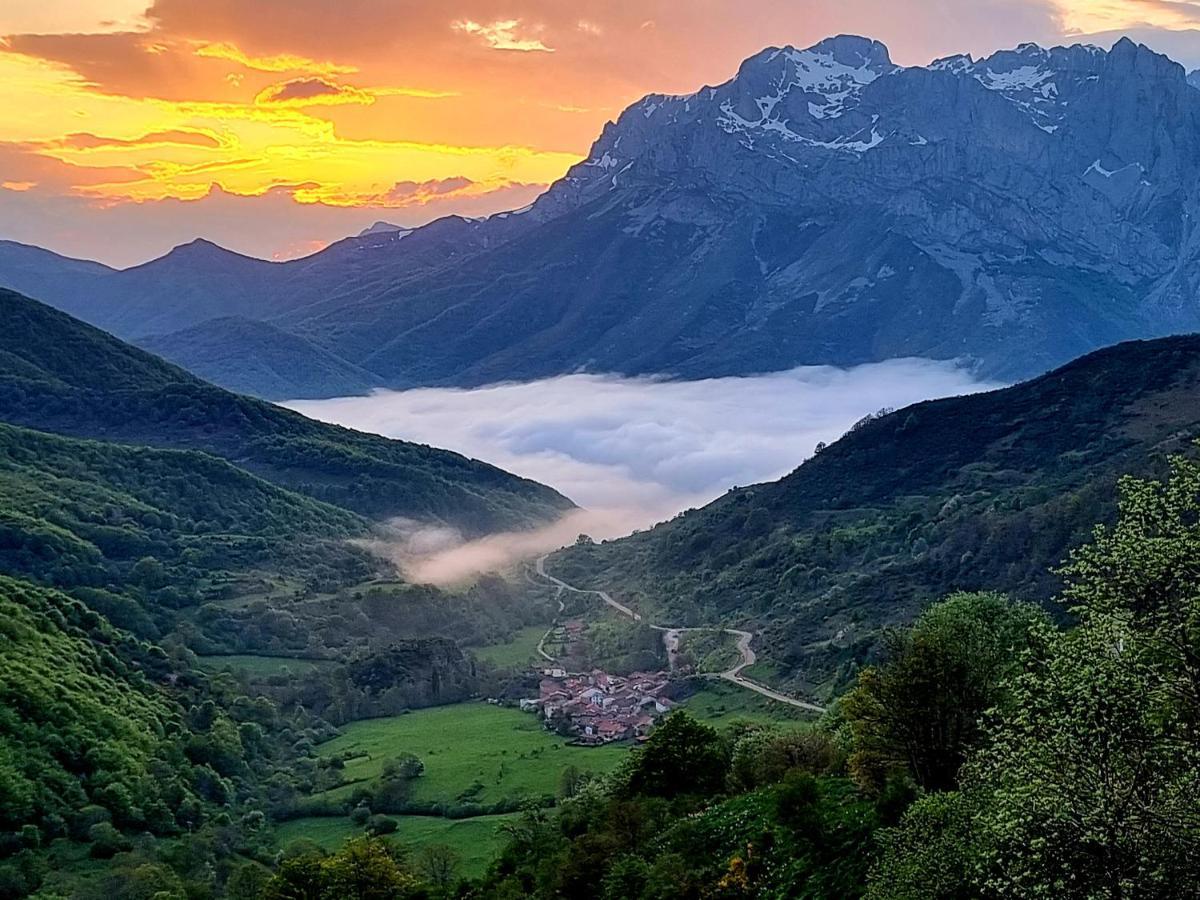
[
  {"xmin": 193, "ymin": 40, "xmax": 358, "ymax": 75},
  {"xmin": 452, "ymin": 19, "xmax": 554, "ymax": 52}
]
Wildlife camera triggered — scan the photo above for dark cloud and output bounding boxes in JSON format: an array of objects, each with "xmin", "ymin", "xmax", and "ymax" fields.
[
  {"xmin": 56, "ymin": 130, "xmax": 221, "ymax": 149},
  {"xmin": 254, "ymin": 76, "xmax": 371, "ymax": 105},
  {"xmin": 12, "ymin": 0, "xmax": 1069, "ymax": 106},
  {"xmin": 1, "ymin": 32, "xmax": 250, "ymax": 102},
  {"xmin": 384, "ymin": 176, "xmax": 474, "ymax": 201}
]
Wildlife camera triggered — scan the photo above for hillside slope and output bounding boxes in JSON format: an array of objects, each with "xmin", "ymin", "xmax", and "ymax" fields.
[
  {"xmin": 550, "ymin": 335, "xmax": 1200, "ymax": 695},
  {"xmin": 0, "ymin": 289, "xmax": 572, "ymax": 533},
  {"xmin": 0, "ymin": 576, "xmax": 217, "ymax": 839},
  {"xmin": 0, "ymin": 421, "xmax": 370, "ymax": 636},
  {"xmin": 138, "ymin": 316, "xmax": 382, "ymax": 399}
]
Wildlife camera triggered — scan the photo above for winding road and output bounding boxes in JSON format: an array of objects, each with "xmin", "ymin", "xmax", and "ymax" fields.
[{"xmin": 534, "ymin": 556, "xmax": 825, "ymax": 714}]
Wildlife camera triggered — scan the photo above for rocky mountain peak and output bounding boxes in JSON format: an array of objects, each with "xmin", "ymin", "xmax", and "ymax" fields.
[
  {"xmin": 502, "ymin": 32, "xmax": 1200, "ymax": 385},
  {"xmin": 791, "ymin": 34, "xmax": 894, "ymax": 71},
  {"xmin": 728, "ymin": 35, "xmax": 898, "ymax": 122}
]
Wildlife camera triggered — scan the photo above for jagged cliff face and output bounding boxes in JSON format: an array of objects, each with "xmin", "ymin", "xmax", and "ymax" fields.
[{"xmin": 511, "ymin": 35, "xmax": 1200, "ymax": 380}]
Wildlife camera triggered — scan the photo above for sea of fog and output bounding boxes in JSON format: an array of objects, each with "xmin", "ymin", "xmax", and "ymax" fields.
[{"xmin": 286, "ymin": 359, "xmax": 1002, "ymax": 584}]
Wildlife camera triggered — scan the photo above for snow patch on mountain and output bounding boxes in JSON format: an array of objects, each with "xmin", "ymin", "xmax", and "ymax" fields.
[{"xmin": 773, "ymin": 42, "xmax": 896, "ymax": 119}]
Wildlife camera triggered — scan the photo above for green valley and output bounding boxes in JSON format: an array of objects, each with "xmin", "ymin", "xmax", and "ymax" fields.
[
  {"xmin": 0, "ymin": 291, "xmax": 586, "ymax": 897},
  {"xmin": 6, "ymin": 284, "xmax": 1200, "ymax": 898}
]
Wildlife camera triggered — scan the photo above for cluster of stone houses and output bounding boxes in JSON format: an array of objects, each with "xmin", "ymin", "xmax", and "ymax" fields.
[{"xmin": 520, "ymin": 667, "xmax": 675, "ymax": 744}]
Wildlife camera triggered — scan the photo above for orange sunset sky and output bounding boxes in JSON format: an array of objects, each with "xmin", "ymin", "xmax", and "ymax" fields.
[{"xmin": 3, "ymin": 1, "xmax": 1200, "ymax": 266}]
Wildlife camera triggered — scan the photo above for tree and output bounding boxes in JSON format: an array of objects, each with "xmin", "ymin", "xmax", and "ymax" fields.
[
  {"xmin": 87, "ymin": 821, "xmax": 131, "ymax": 859},
  {"xmin": 623, "ymin": 712, "xmax": 730, "ymax": 800},
  {"xmin": 557, "ymin": 764, "xmax": 588, "ymax": 800},
  {"xmin": 842, "ymin": 592, "xmax": 1047, "ymax": 792},
  {"xmin": 774, "ymin": 770, "xmax": 823, "ymax": 838},
  {"xmin": 600, "ymin": 854, "xmax": 651, "ymax": 900},
  {"xmin": 415, "ymin": 843, "xmax": 461, "ymax": 892},
  {"xmin": 319, "ymin": 837, "xmax": 418, "ymax": 900},
  {"xmin": 265, "ymin": 837, "xmax": 418, "ymax": 900},
  {"xmin": 967, "ymin": 616, "xmax": 1200, "ymax": 896},
  {"xmin": 866, "ymin": 791, "xmax": 980, "ymax": 900},
  {"xmin": 381, "ymin": 753, "xmax": 424, "ymax": 780},
  {"xmin": 871, "ymin": 461, "xmax": 1200, "ymax": 897},
  {"xmin": 728, "ymin": 726, "xmax": 836, "ymax": 791},
  {"xmin": 365, "ymin": 814, "xmax": 398, "ymax": 836},
  {"xmin": 263, "ymin": 853, "xmax": 325, "ymax": 900},
  {"xmin": 1061, "ymin": 456, "xmax": 1200, "ymax": 724},
  {"xmin": 130, "ymin": 556, "xmax": 167, "ymax": 589},
  {"xmin": 0, "ymin": 851, "xmax": 45, "ymax": 900},
  {"xmin": 226, "ymin": 861, "xmax": 272, "ymax": 900}
]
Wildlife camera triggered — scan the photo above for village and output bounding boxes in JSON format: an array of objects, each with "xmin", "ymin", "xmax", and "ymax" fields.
[{"xmin": 519, "ymin": 666, "xmax": 677, "ymax": 745}]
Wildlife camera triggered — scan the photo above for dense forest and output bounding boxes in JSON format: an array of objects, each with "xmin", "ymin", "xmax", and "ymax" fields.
[
  {"xmin": 9, "ymin": 453, "xmax": 1200, "ymax": 897},
  {"xmin": 465, "ymin": 456, "xmax": 1200, "ymax": 897},
  {"xmin": 0, "ymin": 417, "xmax": 547, "ymax": 895},
  {"xmin": 0, "ymin": 296, "xmax": 575, "ymax": 897}
]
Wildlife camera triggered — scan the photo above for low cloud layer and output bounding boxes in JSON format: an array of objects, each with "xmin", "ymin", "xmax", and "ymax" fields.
[{"xmin": 288, "ymin": 359, "xmax": 1002, "ymax": 583}]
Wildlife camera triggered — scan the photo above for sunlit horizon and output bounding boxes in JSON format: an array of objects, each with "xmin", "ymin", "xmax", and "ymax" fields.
[{"xmin": 3, "ymin": 1, "xmax": 1200, "ymax": 265}]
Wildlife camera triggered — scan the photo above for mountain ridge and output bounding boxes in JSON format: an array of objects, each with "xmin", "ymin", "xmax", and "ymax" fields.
[
  {"xmin": 6, "ymin": 34, "xmax": 1200, "ymax": 396},
  {"xmin": 0, "ymin": 288, "xmax": 574, "ymax": 533}
]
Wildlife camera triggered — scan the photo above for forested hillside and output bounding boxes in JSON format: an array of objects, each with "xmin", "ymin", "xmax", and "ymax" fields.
[
  {"xmin": 0, "ymin": 424, "xmax": 548, "ymax": 897},
  {"xmin": 0, "ymin": 289, "xmax": 573, "ymax": 534},
  {"xmin": 0, "ymin": 381, "xmax": 553, "ymax": 897},
  {"xmin": 139, "ymin": 316, "xmax": 384, "ymax": 399},
  {"xmin": 552, "ymin": 335, "xmax": 1200, "ymax": 695},
  {"xmin": 0, "ymin": 572, "xmax": 356, "ymax": 899},
  {"xmin": 0, "ymin": 421, "xmax": 372, "ymax": 637}
]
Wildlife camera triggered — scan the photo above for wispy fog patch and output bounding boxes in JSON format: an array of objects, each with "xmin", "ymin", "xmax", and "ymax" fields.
[
  {"xmin": 288, "ymin": 360, "xmax": 1002, "ymax": 583},
  {"xmin": 358, "ymin": 509, "xmax": 633, "ymax": 586}
]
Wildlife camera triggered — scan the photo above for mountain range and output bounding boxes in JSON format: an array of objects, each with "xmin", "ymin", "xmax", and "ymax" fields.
[{"xmin": 6, "ymin": 35, "xmax": 1200, "ymax": 398}]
